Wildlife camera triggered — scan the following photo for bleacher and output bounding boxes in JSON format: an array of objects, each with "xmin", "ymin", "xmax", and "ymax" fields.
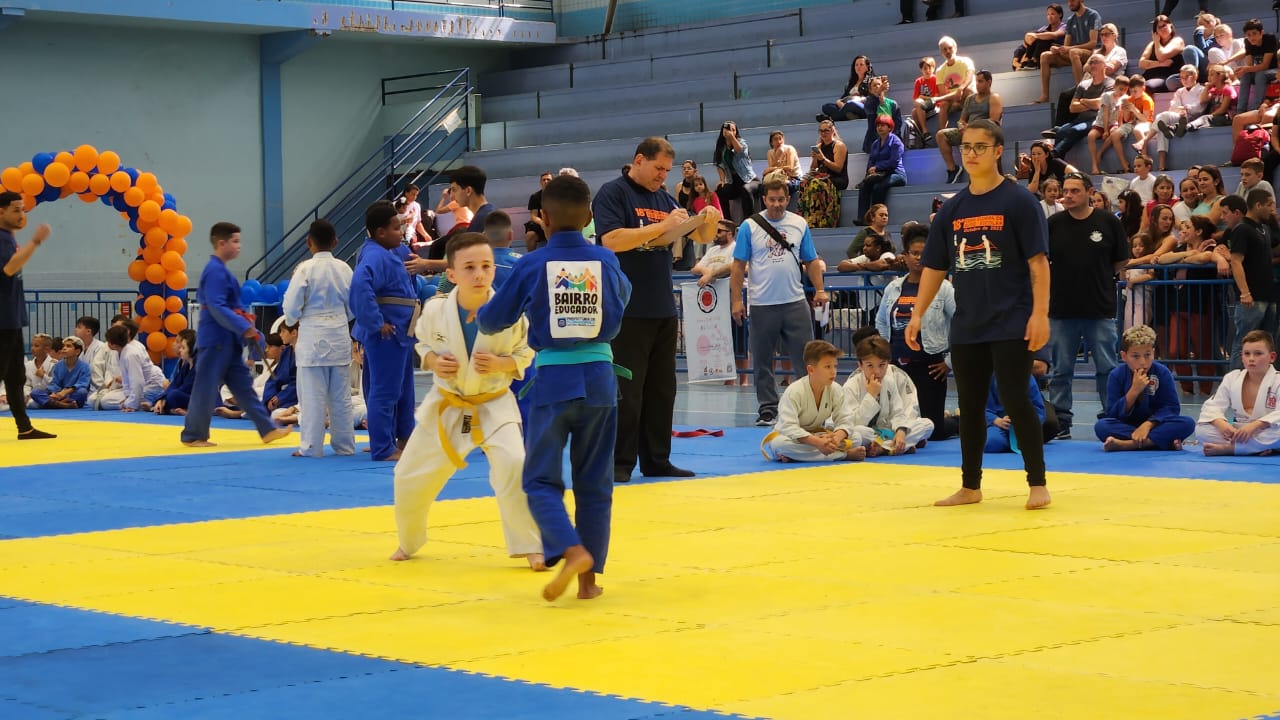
[{"xmin": 445, "ymin": 0, "xmax": 1261, "ymax": 265}]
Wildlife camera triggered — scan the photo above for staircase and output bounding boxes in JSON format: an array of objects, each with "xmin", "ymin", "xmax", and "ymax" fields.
[{"xmin": 245, "ymin": 67, "xmax": 474, "ymax": 284}]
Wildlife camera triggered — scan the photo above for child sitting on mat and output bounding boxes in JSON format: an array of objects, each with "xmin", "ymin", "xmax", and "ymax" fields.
[
  {"xmin": 1095, "ymin": 324, "xmax": 1195, "ymax": 451},
  {"xmin": 763, "ymin": 339, "xmax": 867, "ymax": 462}
]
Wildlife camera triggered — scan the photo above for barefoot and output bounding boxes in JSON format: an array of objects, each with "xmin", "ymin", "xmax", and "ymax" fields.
[
  {"xmin": 1102, "ymin": 436, "xmax": 1135, "ymax": 452},
  {"xmin": 262, "ymin": 426, "xmax": 292, "ymax": 444},
  {"xmin": 577, "ymin": 571, "xmax": 604, "ymax": 600},
  {"xmin": 379, "ymin": 450, "xmax": 402, "ymax": 462},
  {"xmin": 915, "ymin": 440, "xmax": 927, "ymax": 449},
  {"xmin": 213, "ymin": 407, "xmax": 241, "ymax": 419},
  {"xmin": 1026, "ymin": 485, "xmax": 1052, "ymax": 510},
  {"xmin": 846, "ymin": 445, "xmax": 867, "ymax": 461},
  {"xmin": 1033, "ymin": 96, "xmax": 1049, "ymax": 104},
  {"xmin": 935, "ymin": 488, "xmax": 983, "ymax": 506},
  {"xmin": 1203, "ymin": 442, "xmax": 1235, "ymax": 456},
  {"xmin": 543, "ymin": 545, "xmax": 594, "ymax": 601},
  {"xmin": 389, "ymin": 547, "xmax": 411, "ymax": 561},
  {"xmin": 1172, "ymin": 439, "xmax": 1182, "ymax": 451},
  {"xmin": 182, "ymin": 439, "xmax": 217, "ymax": 448},
  {"xmin": 173, "ymin": 408, "xmax": 187, "ymax": 416},
  {"xmin": 902, "ymin": 445, "xmax": 917, "ymax": 455},
  {"xmin": 525, "ymin": 553, "xmax": 547, "ymax": 572},
  {"xmin": 290, "ymin": 450, "xmax": 307, "ymax": 457},
  {"xmin": 776, "ymin": 454, "xmax": 794, "ymax": 463}
]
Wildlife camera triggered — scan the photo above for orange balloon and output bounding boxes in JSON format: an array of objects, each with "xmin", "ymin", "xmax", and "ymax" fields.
[
  {"xmin": 137, "ymin": 216, "xmax": 157, "ymax": 233},
  {"xmin": 21, "ymin": 195, "xmax": 35, "ymax": 211},
  {"xmin": 165, "ymin": 295, "xmax": 185, "ymax": 313},
  {"xmin": 165, "ymin": 271, "xmax": 188, "ymax": 291},
  {"xmin": 77, "ymin": 192, "xmax": 96, "ymax": 203},
  {"xmin": 73, "ymin": 145, "xmax": 99, "ymax": 173},
  {"xmin": 43, "ymin": 162, "xmax": 70, "ymax": 188},
  {"xmin": 109, "ymin": 171, "xmax": 131, "ymax": 193},
  {"xmin": 146, "ymin": 332, "xmax": 168, "ymax": 353},
  {"xmin": 165, "ymin": 236, "xmax": 188, "ymax": 255},
  {"xmin": 0, "ymin": 167, "xmax": 22, "ymax": 193},
  {"xmin": 163, "ymin": 313, "xmax": 188, "ymax": 334},
  {"xmin": 18, "ymin": 161, "xmax": 34, "ymax": 175},
  {"xmin": 67, "ymin": 171, "xmax": 90, "ymax": 193},
  {"xmin": 139, "ymin": 315, "xmax": 163, "ymax": 334},
  {"xmin": 98, "ymin": 151, "xmax": 121, "ymax": 175},
  {"xmin": 145, "ymin": 263, "xmax": 166, "ymax": 284},
  {"xmin": 144, "ymin": 227, "xmax": 168, "ymax": 248},
  {"xmin": 59, "ymin": 186, "xmax": 74, "ymax": 199},
  {"xmin": 123, "ymin": 187, "xmax": 144, "ymax": 207},
  {"xmin": 88, "ymin": 173, "xmax": 111, "ymax": 196},
  {"xmin": 127, "ymin": 260, "xmax": 147, "ymax": 282},
  {"xmin": 142, "ymin": 245, "xmax": 164, "ymax": 264},
  {"xmin": 143, "ymin": 295, "xmax": 166, "ymax": 316},
  {"xmin": 158, "ymin": 208, "xmax": 180, "ymax": 234},
  {"xmin": 138, "ymin": 200, "xmax": 161, "ymax": 222},
  {"xmin": 165, "ymin": 336, "xmax": 180, "ymax": 359},
  {"xmin": 149, "ymin": 191, "xmax": 165, "ymax": 206},
  {"xmin": 21, "ymin": 173, "xmax": 44, "ymax": 196},
  {"xmin": 136, "ymin": 172, "xmax": 158, "ymax": 194},
  {"xmin": 174, "ymin": 215, "xmax": 193, "ymax": 238},
  {"xmin": 160, "ymin": 250, "xmax": 185, "ymax": 272}
]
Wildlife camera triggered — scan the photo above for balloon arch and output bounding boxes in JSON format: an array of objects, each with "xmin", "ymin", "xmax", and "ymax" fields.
[{"xmin": 2, "ymin": 147, "xmax": 193, "ymax": 361}]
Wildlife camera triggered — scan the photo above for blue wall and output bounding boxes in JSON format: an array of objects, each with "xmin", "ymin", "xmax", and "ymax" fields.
[{"xmin": 554, "ymin": 0, "xmax": 851, "ymax": 37}]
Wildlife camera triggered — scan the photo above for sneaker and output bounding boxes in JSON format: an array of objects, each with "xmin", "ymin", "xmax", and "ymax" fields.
[
  {"xmin": 1053, "ymin": 427, "xmax": 1072, "ymax": 441},
  {"xmin": 1175, "ymin": 115, "xmax": 1188, "ymax": 137},
  {"xmin": 1040, "ymin": 129, "xmax": 1058, "ymax": 139},
  {"xmin": 754, "ymin": 411, "xmax": 776, "ymax": 427},
  {"xmin": 1157, "ymin": 119, "xmax": 1174, "ymax": 139},
  {"xmin": 946, "ymin": 166, "xmax": 965, "ymax": 184}
]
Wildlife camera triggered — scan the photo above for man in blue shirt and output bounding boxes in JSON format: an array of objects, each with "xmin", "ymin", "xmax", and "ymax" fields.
[{"xmin": 0, "ymin": 191, "xmax": 55, "ymax": 439}]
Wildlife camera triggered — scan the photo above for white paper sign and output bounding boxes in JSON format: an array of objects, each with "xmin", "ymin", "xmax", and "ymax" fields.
[{"xmin": 681, "ymin": 279, "xmax": 737, "ymax": 384}]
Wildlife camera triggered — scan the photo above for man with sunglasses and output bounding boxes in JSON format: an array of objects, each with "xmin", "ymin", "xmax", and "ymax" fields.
[{"xmin": 906, "ymin": 120, "xmax": 1052, "ymax": 511}]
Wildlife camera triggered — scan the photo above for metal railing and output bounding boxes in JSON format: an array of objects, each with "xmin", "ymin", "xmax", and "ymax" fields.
[
  {"xmin": 389, "ymin": 0, "xmax": 552, "ymax": 17},
  {"xmin": 19, "ymin": 290, "xmax": 149, "ymax": 346},
  {"xmin": 244, "ymin": 68, "xmax": 473, "ymax": 285}
]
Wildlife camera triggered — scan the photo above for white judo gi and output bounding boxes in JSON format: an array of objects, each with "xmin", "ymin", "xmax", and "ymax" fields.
[
  {"xmin": 88, "ymin": 343, "xmax": 124, "ymax": 410},
  {"xmin": 1195, "ymin": 367, "xmax": 1280, "ymax": 454},
  {"xmin": 843, "ymin": 364, "xmax": 935, "ymax": 449},
  {"xmin": 393, "ymin": 289, "xmax": 540, "ymax": 558},
  {"xmin": 282, "ymin": 251, "xmax": 356, "ymax": 457},
  {"xmin": 765, "ymin": 379, "xmax": 863, "ymax": 462}
]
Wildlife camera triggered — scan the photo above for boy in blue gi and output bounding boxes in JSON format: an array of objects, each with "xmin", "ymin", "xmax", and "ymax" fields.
[
  {"xmin": 349, "ymin": 202, "xmax": 416, "ymax": 461},
  {"xmin": 984, "ymin": 375, "xmax": 1047, "ymax": 453},
  {"xmin": 1095, "ymin": 324, "xmax": 1195, "ymax": 451},
  {"xmin": 263, "ymin": 321, "xmax": 299, "ymax": 417},
  {"xmin": 181, "ymin": 222, "xmax": 290, "ymax": 447},
  {"xmin": 31, "ymin": 336, "xmax": 90, "ymax": 409},
  {"xmin": 478, "ymin": 176, "xmax": 632, "ymax": 602}
]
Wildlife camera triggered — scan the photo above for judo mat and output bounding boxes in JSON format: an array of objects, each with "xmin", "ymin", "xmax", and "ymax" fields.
[{"xmin": 1, "ymin": 411, "xmax": 1278, "ymax": 719}]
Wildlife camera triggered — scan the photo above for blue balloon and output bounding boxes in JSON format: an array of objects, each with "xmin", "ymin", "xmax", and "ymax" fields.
[
  {"xmin": 162, "ymin": 193, "xmax": 176, "ymax": 210},
  {"xmin": 257, "ymin": 285, "xmax": 280, "ymax": 305},
  {"xmin": 36, "ymin": 184, "xmax": 60, "ymax": 202},
  {"xmin": 112, "ymin": 195, "xmax": 128, "ymax": 212},
  {"xmin": 129, "ymin": 219, "xmax": 141, "ymax": 233},
  {"xmin": 100, "ymin": 194, "xmax": 114, "ymax": 206},
  {"xmin": 274, "ymin": 279, "xmax": 289, "ymax": 297},
  {"xmin": 241, "ymin": 279, "xmax": 262, "ymax": 306},
  {"xmin": 134, "ymin": 299, "xmax": 147, "ymax": 317},
  {"xmin": 32, "ymin": 153, "xmax": 54, "ymax": 173},
  {"xmin": 124, "ymin": 167, "xmax": 140, "ymax": 183},
  {"xmin": 139, "ymin": 281, "xmax": 164, "ymax": 297}
]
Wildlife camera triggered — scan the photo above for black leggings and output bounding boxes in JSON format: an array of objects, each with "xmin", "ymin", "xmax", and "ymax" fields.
[
  {"xmin": 951, "ymin": 339, "xmax": 1046, "ymax": 489},
  {"xmin": 0, "ymin": 329, "xmax": 33, "ymax": 432}
]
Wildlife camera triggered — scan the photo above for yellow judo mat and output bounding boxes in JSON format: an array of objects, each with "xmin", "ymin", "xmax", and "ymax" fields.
[
  {"xmin": 2, "ymin": 462, "xmax": 1278, "ymax": 719},
  {"xmin": 0, "ymin": 418, "xmax": 288, "ymax": 467}
]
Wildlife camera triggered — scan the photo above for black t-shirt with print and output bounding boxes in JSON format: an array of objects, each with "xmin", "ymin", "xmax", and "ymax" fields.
[{"xmin": 1047, "ymin": 208, "xmax": 1130, "ymax": 318}]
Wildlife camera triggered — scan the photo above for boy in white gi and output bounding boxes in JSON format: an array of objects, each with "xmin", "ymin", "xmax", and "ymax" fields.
[
  {"xmin": 844, "ymin": 334, "xmax": 934, "ymax": 456},
  {"xmin": 105, "ymin": 323, "xmax": 167, "ymax": 412},
  {"xmin": 390, "ymin": 232, "xmax": 543, "ymax": 569},
  {"xmin": 1197, "ymin": 330, "xmax": 1280, "ymax": 456},
  {"xmin": 282, "ymin": 219, "xmax": 356, "ymax": 457},
  {"xmin": 763, "ymin": 339, "xmax": 867, "ymax": 462}
]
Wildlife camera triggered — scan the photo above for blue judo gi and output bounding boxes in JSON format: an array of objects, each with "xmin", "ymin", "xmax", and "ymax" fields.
[
  {"xmin": 30, "ymin": 359, "xmax": 90, "ymax": 408},
  {"xmin": 477, "ymin": 230, "xmax": 631, "ymax": 574},
  {"xmin": 181, "ymin": 255, "xmax": 279, "ymax": 443},
  {"xmin": 1094, "ymin": 361, "xmax": 1195, "ymax": 449},
  {"xmin": 263, "ymin": 344, "xmax": 298, "ymax": 409},
  {"xmin": 159, "ymin": 357, "xmax": 196, "ymax": 413},
  {"xmin": 985, "ymin": 375, "xmax": 1047, "ymax": 454},
  {"xmin": 349, "ymin": 238, "xmax": 417, "ymax": 460}
]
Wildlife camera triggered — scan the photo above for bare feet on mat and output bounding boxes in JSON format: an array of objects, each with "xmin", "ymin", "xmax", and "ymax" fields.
[
  {"xmin": 389, "ymin": 547, "xmax": 411, "ymax": 561},
  {"xmin": 543, "ymin": 545, "xmax": 593, "ymax": 601},
  {"xmin": 1026, "ymin": 485, "xmax": 1052, "ymax": 510},
  {"xmin": 213, "ymin": 407, "xmax": 242, "ymax": 419},
  {"xmin": 1203, "ymin": 442, "xmax": 1234, "ymax": 456},
  {"xmin": 935, "ymin": 488, "xmax": 982, "ymax": 506},
  {"xmin": 846, "ymin": 445, "xmax": 867, "ymax": 461},
  {"xmin": 577, "ymin": 571, "xmax": 604, "ymax": 600},
  {"xmin": 526, "ymin": 553, "xmax": 547, "ymax": 572},
  {"xmin": 182, "ymin": 439, "xmax": 217, "ymax": 448},
  {"xmin": 379, "ymin": 450, "xmax": 402, "ymax": 462},
  {"xmin": 262, "ymin": 426, "xmax": 292, "ymax": 444},
  {"xmin": 1102, "ymin": 436, "xmax": 1135, "ymax": 451}
]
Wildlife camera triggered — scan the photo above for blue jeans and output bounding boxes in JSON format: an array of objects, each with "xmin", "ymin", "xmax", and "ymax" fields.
[
  {"xmin": 858, "ymin": 172, "xmax": 906, "ymax": 218},
  {"xmin": 1052, "ymin": 121, "xmax": 1090, "ymax": 159},
  {"xmin": 1046, "ymin": 317, "xmax": 1119, "ymax": 429},
  {"xmin": 1231, "ymin": 301, "xmax": 1278, "ymax": 369},
  {"xmin": 1181, "ymin": 45, "xmax": 1207, "ymax": 85},
  {"xmin": 1237, "ymin": 69, "xmax": 1279, "ymax": 114},
  {"xmin": 821, "ymin": 99, "xmax": 868, "ymax": 121}
]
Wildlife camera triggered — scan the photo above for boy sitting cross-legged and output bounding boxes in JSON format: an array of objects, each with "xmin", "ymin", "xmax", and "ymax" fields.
[
  {"xmin": 762, "ymin": 339, "xmax": 867, "ymax": 462},
  {"xmin": 843, "ymin": 334, "xmax": 935, "ymax": 456},
  {"xmin": 1094, "ymin": 324, "xmax": 1195, "ymax": 451}
]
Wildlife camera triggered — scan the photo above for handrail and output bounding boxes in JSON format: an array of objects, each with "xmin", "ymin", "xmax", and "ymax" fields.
[
  {"xmin": 389, "ymin": 0, "xmax": 552, "ymax": 17},
  {"xmin": 245, "ymin": 68, "xmax": 472, "ymax": 282}
]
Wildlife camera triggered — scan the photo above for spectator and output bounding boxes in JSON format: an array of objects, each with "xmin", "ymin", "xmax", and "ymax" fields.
[
  {"xmin": 1039, "ymin": 178, "xmax": 1064, "ymax": 216},
  {"xmin": 689, "ymin": 175, "xmax": 722, "ymax": 215},
  {"xmin": 1087, "ymin": 74, "xmax": 1131, "ymax": 174},
  {"xmin": 691, "ymin": 219, "xmax": 737, "ymax": 287},
  {"xmin": 1045, "ymin": 172, "xmax": 1129, "ymax": 438},
  {"xmin": 1138, "ymin": 15, "xmax": 1193, "ymax": 93},
  {"xmin": 1147, "ymin": 65, "xmax": 1206, "ymax": 170},
  {"xmin": 1013, "ymin": 4, "xmax": 1067, "ymax": 71},
  {"xmin": 1054, "ymin": 23, "xmax": 1127, "ymax": 126},
  {"xmin": 1126, "ymin": 153, "xmax": 1156, "ymax": 203},
  {"xmin": 1228, "ymin": 19, "xmax": 1278, "ymax": 114},
  {"xmin": 29, "ymin": 336, "xmax": 89, "ymax": 409},
  {"xmin": 525, "ymin": 171, "xmax": 554, "ymax": 249},
  {"xmin": 1091, "ymin": 190, "xmax": 1112, "ymax": 211},
  {"xmin": 934, "ymin": 37, "xmax": 975, "ymax": 130},
  {"xmin": 1118, "ymin": 190, "xmax": 1145, "ymax": 238},
  {"xmin": 1041, "ymin": 53, "xmax": 1113, "ymax": 162},
  {"xmin": 713, "ymin": 120, "xmax": 758, "ymax": 223},
  {"xmin": 841, "ymin": 204, "xmax": 896, "ymax": 264},
  {"xmin": 1194, "ymin": 164, "xmax": 1229, "ymax": 233},
  {"xmin": 858, "ymin": 116, "xmax": 907, "ymax": 220},
  {"xmin": 859, "ymin": 75, "xmax": 903, "ymax": 155},
  {"xmin": 763, "ymin": 131, "xmax": 802, "ymax": 197},
  {"xmin": 399, "ymin": 184, "xmax": 429, "ymax": 245},
  {"xmin": 434, "ymin": 186, "xmax": 473, "ymax": 238},
  {"xmin": 1106, "ymin": 75, "xmax": 1154, "ymax": 172},
  {"xmin": 452, "ymin": 165, "xmax": 495, "ymax": 233},
  {"xmin": 1234, "ymin": 158, "xmax": 1276, "ymax": 201},
  {"xmin": 1208, "ymin": 23, "xmax": 1244, "ymax": 71},
  {"xmin": 1226, "ymin": 191, "xmax": 1279, "ymax": 368},
  {"xmin": 911, "ymin": 57, "xmax": 941, "ymax": 147},
  {"xmin": 1230, "ymin": 99, "xmax": 1279, "ymax": 159},
  {"xmin": 938, "ymin": 69, "xmax": 1003, "ymax": 184},
  {"xmin": 674, "ymin": 160, "xmax": 697, "ymax": 208},
  {"xmin": 1141, "ymin": 174, "xmax": 1178, "ymax": 230},
  {"xmin": 1122, "ymin": 233, "xmax": 1156, "ymax": 329},
  {"xmin": 1186, "ymin": 64, "xmax": 1237, "ymax": 132},
  {"xmin": 1159, "ymin": 0, "xmax": 1209, "ymax": 18},
  {"xmin": 1160, "ymin": 214, "xmax": 1229, "ymax": 395},
  {"xmin": 819, "ymin": 55, "xmax": 875, "ymax": 121},
  {"xmin": 1026, "ymin": 140, "xmax": 1078, "ymax": 197},
  {"xmin": 1172, "ymin": 174, "xmax": 1202, "ymax": 225},
  {"xmin": 798, "ymin": 119, "xmax": 848, "ymax": 229},
  {"xmin": 1034, "ymin": 0, "xmax": 1101, "ymax": 104},
  {"xmin": 730, "ymin": 178, "xmax": 829, "ymax": 426}
]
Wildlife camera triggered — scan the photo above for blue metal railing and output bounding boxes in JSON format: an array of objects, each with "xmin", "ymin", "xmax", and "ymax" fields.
[
  {"xmin": 244, "ymin": 68, "xmax": 473, "ymax": 284},
  {"xmin": 20, "ymin": 290, "xmax": 145, "ymax": 346}
]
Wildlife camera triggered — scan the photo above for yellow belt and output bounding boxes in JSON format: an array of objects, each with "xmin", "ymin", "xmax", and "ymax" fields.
[{"xmin": 437, "ymin": 387, "xmax": 508, "ymax": 469}]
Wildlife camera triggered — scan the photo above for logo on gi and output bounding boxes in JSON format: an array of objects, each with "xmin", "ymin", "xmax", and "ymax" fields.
[{"xmin": 1089, "ymin": 230, "xmax": 1103, "ymax": 243}]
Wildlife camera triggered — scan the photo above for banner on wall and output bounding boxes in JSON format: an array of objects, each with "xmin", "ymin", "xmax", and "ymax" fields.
[
  {"xmin": 680, "ymin": 279, "xmax": 736, "ymax": 384},
  {"xmin": 310, "ymin": 6, "xmax": 555, "ymax": 43}
]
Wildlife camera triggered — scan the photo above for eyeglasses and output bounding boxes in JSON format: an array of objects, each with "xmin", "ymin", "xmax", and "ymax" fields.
[{"xmin": 959, "ymin": 143, "xmax": 993, "ymax": 155}]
